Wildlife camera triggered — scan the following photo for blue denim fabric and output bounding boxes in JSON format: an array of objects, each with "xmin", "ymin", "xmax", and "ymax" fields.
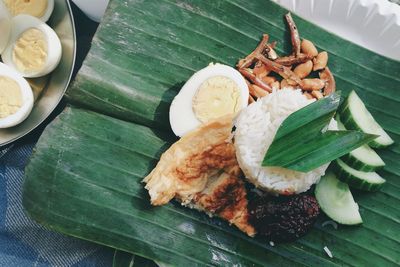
[{"xmin": 0, "ymin": 143, "xmax": 113, "ymax": 267}]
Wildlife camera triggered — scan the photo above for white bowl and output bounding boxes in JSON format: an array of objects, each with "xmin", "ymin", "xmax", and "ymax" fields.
[{"xmin": 71, "ymin": 0, "xmax": 109, "ymax": 22}]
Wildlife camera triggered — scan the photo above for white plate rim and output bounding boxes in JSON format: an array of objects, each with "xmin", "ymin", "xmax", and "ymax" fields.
[{"xmin": 273, "ymin": 0, "xmax": 400, "ymax": 61}]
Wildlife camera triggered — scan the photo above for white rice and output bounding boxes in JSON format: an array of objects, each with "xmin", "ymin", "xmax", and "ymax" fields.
[{"xmin": 234, "ymin": 88, "xmax": 336, "ymax": 194}]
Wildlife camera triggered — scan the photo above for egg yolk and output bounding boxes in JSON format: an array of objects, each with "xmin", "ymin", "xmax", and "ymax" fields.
[
  {"xmin": 4, "ymin": 0, "xmax": 48, "ymax": 18},
  {"xmin": 192, "ymin": 76, "xmax": 242, "ymax": 123},
  {"xmin": 0, "ymin": 76, "xmax": 22, "ymax": 118},
  {"xmin": 12, "ymin": 28, "xmax": 48, "ymax": 73}
]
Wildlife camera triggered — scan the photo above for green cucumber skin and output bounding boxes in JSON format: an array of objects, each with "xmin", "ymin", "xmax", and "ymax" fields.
[
  {"xmin": 340, "ymin": 153, "xmax": 384, "ymax": 172},
  {"xmin": 332, "ymin": 161, "xmax": 384, "ymax": 191},
  {"xmin": 315, "ymin": 173, "xmax": 363, "ymax": 225},
  {"xmin": 339, "ymin": 103, "xmax": 388, "ymax": 149},
  {"xmin": 336, "ymin": 113, "xmax": 385, "ymax": 170}
]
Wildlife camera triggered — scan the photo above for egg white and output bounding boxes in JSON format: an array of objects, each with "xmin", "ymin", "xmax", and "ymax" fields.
[
  {"xmin": 0, "ymin": 1, "xmax": 11, "ymax": 54},
  {"xmin": 1, "ymin": 14, "xmax": 62, "ymax": 78},
  {"xmin": 169, "ymin": 63, "xmax": 249, "ymax": 137},
  {"xmin": 0, "ymin": 62, "xmax": 34, "ymax": 128},
  {"xmin": 40, "ymin": 0, "xmax": 55, "ymax": 22}
]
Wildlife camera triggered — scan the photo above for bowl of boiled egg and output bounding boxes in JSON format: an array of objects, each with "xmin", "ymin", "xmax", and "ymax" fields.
[{"xmin": 0, "ymin": 0, "xmax": 75, "ymax": 146}]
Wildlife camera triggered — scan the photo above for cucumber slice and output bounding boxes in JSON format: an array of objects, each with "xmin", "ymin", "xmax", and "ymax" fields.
[
  {"xmin": 340, "ymin": 148, "xmax": 385, "ymax": 172},
  {"xmin": 333, "ymin": 159, "xmax": 386, "ymax": 191},
  {"xmin": 336, "ymin": 116, "xmax": 385, "ymax": 171},
  {"xmin": 340, "ymin": 90, "xmax": 394, "ymax": 148},
  {"xmin": 315, "ymin": 172, "xmax": 362, "ymax": 225}
]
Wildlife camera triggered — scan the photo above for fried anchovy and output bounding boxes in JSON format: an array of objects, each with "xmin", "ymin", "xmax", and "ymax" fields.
[
  {"xmin": 275, "ymin": 54, "xmax": 313, "ymax": 66},
  {"xmin": 285, "ymin": 13, "xmax": 301, "ymax": 56},
  {"xmin": 256, "ymin": 54, "xmax": 301, "ymax": 84},
  {"xmin": 237, "ymin": 34, "xmax": 270, "ymax": 69},
  {"xmin": 239, "ymin": 68, "xmax": 273, "ymax": 93},
  {"xmin": 319, "ymin": 67, "xmax": 336, "ymax": 95}
]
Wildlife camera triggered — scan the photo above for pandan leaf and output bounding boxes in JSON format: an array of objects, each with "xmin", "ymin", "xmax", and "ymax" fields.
[
  {"xmin": 264, "ymin": 130, "xmax": 377, "ymax": 172},
  {"xmin": 274, "ymin": 93, "xmax": 340, "ymax": 140},
  {"xmin": 262, "ymin": 93, "xmax": 378, "ymax": 172}
]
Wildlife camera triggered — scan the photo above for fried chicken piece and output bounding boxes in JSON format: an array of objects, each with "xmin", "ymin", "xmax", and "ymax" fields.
[
  {"xmin": 143, "ymin": 116, "xmax": 255, "ymax": 236},
  {"xmin": 192, "ymin": 169, "xmax": 255, "ymax": 236}
]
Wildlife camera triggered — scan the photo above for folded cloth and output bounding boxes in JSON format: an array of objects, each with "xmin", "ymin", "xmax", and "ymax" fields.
[{"xmin": 0, "ymin": 144, "xmax": 113, "ymax": 267}]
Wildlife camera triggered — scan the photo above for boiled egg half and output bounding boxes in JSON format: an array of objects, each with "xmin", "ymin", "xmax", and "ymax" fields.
[
  {"xmin": 2, "ymin": 14, "xmax": 62, "ymax": 78},
  {"xmin": 0, "ymin": 1, "xmax": 11, "ymax": 54},
  {"xmin": 170, "ymin": 63, "xmax": 249, "ymax": 137},
  {"xmin": 2, "ymin": 0, "xmax": 54, "ymax": 22},
  {"xmin": 0, "ymin": 62, "xmax": 34, "ymax": 128}
]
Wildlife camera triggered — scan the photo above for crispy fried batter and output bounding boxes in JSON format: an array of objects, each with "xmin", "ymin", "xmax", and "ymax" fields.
[
  {"xmin": 143, "ymin": 116, "xmax": 255, "ymax": 236},
  {"xmin": 174, "ymin": 142, "xmax": 238, "ymax": 183},
  {"xmin": 193, "ymin": 171, "xmax": 256, "ymax": 236}
]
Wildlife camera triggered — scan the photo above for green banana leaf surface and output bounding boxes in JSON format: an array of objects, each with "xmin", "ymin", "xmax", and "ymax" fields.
[{"xmin": 23, "ymin": 0, "xmax": 400, "ymax": 266}]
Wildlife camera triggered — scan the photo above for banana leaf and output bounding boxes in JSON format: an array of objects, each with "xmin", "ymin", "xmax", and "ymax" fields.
[{"xmin": 23, "ymin": 0, "xmax": 400, "ymax": 266}]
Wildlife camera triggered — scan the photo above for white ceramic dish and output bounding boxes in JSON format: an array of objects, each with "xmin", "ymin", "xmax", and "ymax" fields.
[{"xmin": 273, "ymin": 0, "xmax": 400, "ymax": 60}]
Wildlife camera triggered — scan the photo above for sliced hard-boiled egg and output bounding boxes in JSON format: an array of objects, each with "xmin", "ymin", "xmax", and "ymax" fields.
[
  {"xmin": 2, "ymin": 14, "xmax": 62, "ymax": 78},
  {"xmin": 0, "ymin": 62, "xmax": 34, "ymax": 128},
  {"xmin": 2, "ymin": 0, "xmax": 54, "ymax": 22},
  {"xmin": 0, "ymin": 1, "xmax": 11, "ymax": 54},
  {"xmin": 170, "ymin": 63, "xmax": 249, "ymax": 137}
]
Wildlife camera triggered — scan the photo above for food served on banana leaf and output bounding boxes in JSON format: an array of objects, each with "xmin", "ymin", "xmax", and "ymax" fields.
[
  {"xmin": 238, "ymin": 13, "xmax": 335, "ymax": 101},
  {"xmin": 144, "ymin": 13, "xmax": 393, "ymax": 242},
  {"xmin": 144, "ymin": 115, "xmax": 255, "ymax": 236},
  {"xmin": 169, "ymin": 63, "xmax": 249, "ymax": 137},
  {"xmin": 144, "ymin": 108, "xmax": 321, "ymax": 240},
  {"xmin": 249, "ymin": 194, "xmax": 320, "ymax": 242},
  {"xmin": 234, "ymin": 89, "xmax": 337, "ymax": 195}
]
